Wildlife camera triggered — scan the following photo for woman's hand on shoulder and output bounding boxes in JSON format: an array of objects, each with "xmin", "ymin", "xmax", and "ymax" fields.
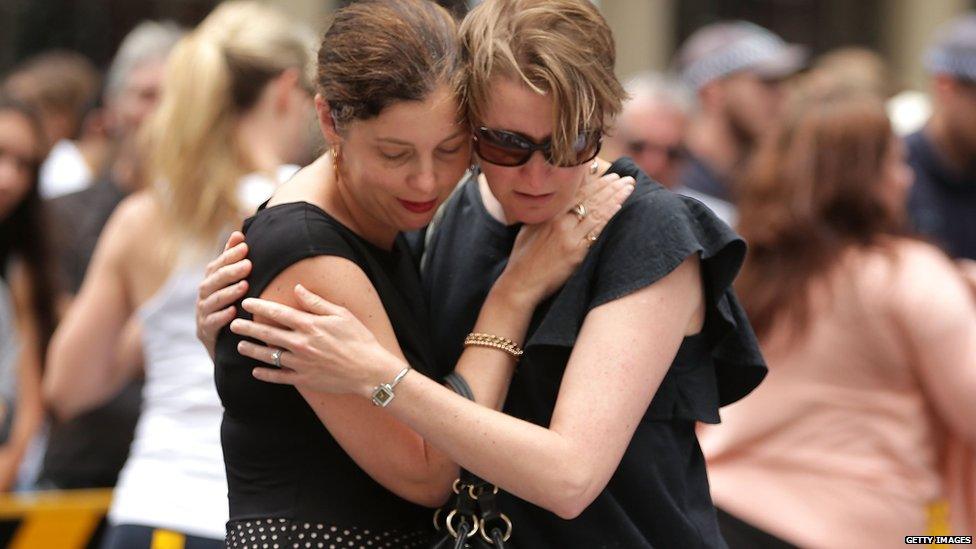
[
  {"xmin": 196, "ymin": 231, "xmax": 251, "ymax": 359},
  {"xmin": 230, "ymin": 282, "xmax": 400, "ymax": 398},
  {"xmin": 498, "ymin": 172, "xmax": 635, "ymax": 305}
]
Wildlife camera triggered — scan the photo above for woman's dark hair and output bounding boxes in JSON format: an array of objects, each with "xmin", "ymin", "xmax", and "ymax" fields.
[
  {"xmin": 735, "ymin": 88, "xmax": 905, "ymax": 342},
  {"xmin": 317, "ymin": 0, "xmax": 462, "ymax": 126},
  {"xmin": 0, "ymin": 95, "xmax": 57, "ymax": 353}
]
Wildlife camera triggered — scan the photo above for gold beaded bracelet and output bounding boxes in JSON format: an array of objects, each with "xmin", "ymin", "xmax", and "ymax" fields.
[{"xmin": 463, "ymin": 333, "xmax": 524, "ymax": 361}]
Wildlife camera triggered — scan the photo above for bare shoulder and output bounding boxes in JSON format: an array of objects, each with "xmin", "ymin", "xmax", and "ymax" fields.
[
  {"xmin": 261, "ymin": 254, "xmax": 380, "ymax": 313},
  {"xmin": 99, "ymin": 191, "xmax": 164, "ymax": 257},
  {"xmin": 266, "ymin": 157, "xmax": 328, "ymax": 210},
  {"xmin": 110, "ymin": 191, "xmax": 163, "ymax": 228},
  {"xmin": 889, "ymin": 238, "xmax": 955, "ymax": 269},
  {"xmin": 856, "ymin": 238, "xmax": 973, "ymax": 315}
]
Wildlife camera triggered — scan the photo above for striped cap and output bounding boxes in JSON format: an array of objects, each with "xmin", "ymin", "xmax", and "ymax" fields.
[
  {"xmin": 924, "ymin": 12, "xmax": 976, "ymax": 81},
  {"xmin": 675, "ymin": 21, "xmax": 807, "ymax": 91}
]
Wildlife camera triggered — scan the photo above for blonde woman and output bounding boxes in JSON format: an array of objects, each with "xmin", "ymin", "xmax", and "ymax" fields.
[
  {"xmin": 200, "ymin": 0, "xmax": 766, "ymax": 546},
  {"xmin": 44, "ymin": 2, "xmax": 314, "ymax": 546}
]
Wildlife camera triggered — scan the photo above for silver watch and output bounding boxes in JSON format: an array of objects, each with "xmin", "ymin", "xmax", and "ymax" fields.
[{"xmin": 371, "ymin": 366, "xmax": 411, "ymax": 407}]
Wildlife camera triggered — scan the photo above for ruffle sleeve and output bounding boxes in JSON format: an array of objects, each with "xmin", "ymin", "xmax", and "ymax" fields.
[{"xmin": 522, "ymin": 158, "xmax": 766, "ymax": 422}]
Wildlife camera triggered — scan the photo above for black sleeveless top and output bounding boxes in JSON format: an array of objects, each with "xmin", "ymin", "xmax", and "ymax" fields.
[
  {"xmin": 421, "ymin": 158, "xmax": 767, "ymax": 548},
  {"xmin": 214, "ymin": 201, "xmax": 436, "ymax": 532}
]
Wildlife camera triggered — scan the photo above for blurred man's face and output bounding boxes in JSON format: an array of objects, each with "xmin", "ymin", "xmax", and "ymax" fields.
[
  {"xmin": 610, "ymin": 99, "xmax": 687, "ymax": 188},
  {"xmin": 109, "ymin": 59, "xmax": 166, "ymax": 139},
  {"xmin": 941, "ymin": 76, "xmax": 976, "ymax": 163},
  {"xmin": 721, "ymin": 71, "xmax": 784, "ymax": 147}
]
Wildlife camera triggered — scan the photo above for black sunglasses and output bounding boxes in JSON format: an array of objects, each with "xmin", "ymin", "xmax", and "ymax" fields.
[{"xmin": 472, "ymin": 126, "xmax": 602, "ymax": 168}]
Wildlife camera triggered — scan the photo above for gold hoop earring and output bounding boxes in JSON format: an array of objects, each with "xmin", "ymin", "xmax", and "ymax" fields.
[{"xmin": 331, "ymin": 146, "xmax": 341, "ymax": 175}]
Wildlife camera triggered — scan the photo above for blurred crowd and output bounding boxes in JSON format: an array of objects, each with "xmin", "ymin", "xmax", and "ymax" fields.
[{"xmin": 0, "ymin": 2, "xmax": 973, "ymax": 548}]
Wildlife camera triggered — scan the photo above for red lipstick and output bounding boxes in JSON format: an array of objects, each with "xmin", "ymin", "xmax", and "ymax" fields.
[{"xmin": 399, "ymin": 199, "xmax": 437, "ymax": 214}]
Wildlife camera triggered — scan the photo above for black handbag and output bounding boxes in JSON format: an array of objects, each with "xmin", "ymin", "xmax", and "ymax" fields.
[
  {"xmin": 433, "ymin": 374, "xmax": 514, "ymax": 548},
  {"xmin": 430, "ymin": 472, "xmax": 513, "ymax": 549}
]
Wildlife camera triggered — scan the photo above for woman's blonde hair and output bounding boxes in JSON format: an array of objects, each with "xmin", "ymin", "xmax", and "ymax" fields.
[
  {"xmin": 459, "ymin": 0, "xmax": 625, "ymax": 166},
  {"xmin": 145, "ymin": 0, "xmax": 314, "ymax": 259}
]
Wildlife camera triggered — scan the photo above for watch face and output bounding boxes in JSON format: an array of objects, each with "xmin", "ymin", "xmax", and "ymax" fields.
[{"xmin": 372, "ymin": 384, "xmax": 395, "ymax": 407}]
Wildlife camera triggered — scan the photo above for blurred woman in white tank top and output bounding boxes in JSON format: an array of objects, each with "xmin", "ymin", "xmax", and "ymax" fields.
[{"xmin": 44, "ymin": 3, "xmax": 316, "ymax": 546}]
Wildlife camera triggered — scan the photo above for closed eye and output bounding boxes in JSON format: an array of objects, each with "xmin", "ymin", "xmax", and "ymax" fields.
[
  {"xmin": 379, "ymin": 150, "xmax": 409, "ymax": 161},
  {"xmin": 437, "ymin": 144, "xmax": 464, "ymax": 155},
  {"xmin": 436, "ymin": 133, "xmax": 468, "ymax": 155}
]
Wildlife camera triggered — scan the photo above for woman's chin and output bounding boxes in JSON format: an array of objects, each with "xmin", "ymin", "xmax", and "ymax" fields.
[
  {"xmin": 504, "ymin": 203, "xmax": 568, "ymax": 226},
  {"xmin": 401, "ymin": 216, "xmax": 436, "ymax": 232}
]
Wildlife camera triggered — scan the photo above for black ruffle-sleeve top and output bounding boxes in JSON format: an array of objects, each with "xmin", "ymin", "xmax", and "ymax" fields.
[{"xmin": 422, "ymin": 157, "xmax": 767, "ymax": 548}]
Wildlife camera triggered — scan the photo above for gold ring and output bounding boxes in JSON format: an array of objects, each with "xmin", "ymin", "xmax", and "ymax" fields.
[
  {"xmin": 571, "ymin": 202, "xmax": 587, "ymax": 222},
  {"xmin": 584, "ymin": 229, "xmax": 599, "ymax": 246}
]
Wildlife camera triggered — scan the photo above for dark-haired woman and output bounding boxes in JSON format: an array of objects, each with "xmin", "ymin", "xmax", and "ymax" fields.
[
  {"xmin": 699, "ymin": 89, "xmax": 976, "ymax": 548},
  {"xmin": 0, "ymin": 96, "xmax": 55, "ymax": 492}
]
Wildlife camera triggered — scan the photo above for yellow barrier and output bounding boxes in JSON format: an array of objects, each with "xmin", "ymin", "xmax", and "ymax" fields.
[{"xmin": 0, "ymin": 489, "xmax": 112, "ymax": 549}]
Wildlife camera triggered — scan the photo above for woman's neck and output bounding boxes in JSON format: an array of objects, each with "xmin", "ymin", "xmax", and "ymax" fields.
[
  {"xmin": 237, "ymin": 112, "xmax": 285, "ymax": 175},
  {"xmin": 268, "ymin": 155, "xmax": 398, "ymax": 250},
  {"xmin": 322, "ymin": 157, "xmax": 399, "ymax": 250},
  {"xmin": 478, "ymin": 173, "xmax": 511, "ymax": 225}
]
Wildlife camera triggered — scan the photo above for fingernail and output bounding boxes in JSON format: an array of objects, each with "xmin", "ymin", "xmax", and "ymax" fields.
[
  {"xmin": 230, "ymin": 319, "xmax": 241, "ymax": 331},
  {"xmin": 295, "ymin": 283, "xmax": 306, "ymax": 293},
  {"xmin": 241, "ymin": 298, "xmax": 253, "ymax": 309},
  {"xmin": 237, "ymin": 280, "xmax": 247, "ymax": 287}
]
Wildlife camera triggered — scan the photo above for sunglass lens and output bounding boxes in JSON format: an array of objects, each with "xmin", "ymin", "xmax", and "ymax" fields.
[
  {"xmin": 476, "ymin": 129, "xmax": 530, "ymax": 166},
  {"xmin": 551, "ymin": 132, "xmax": 600, "ymax": 167}
]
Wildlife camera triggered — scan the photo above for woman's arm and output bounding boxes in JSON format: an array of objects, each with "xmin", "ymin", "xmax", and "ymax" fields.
[
  {"xmin": 0, "ymin": 262, "xmax": 46, "ymax": 490},
  {"xmin": 376, "ymin": 254, "xmax": 703, "ymax": 518},
  {"xmin": 243, "ymin": 253, "xmax": 703, "ymax": 518},
  {"xmin": 239, "ymin": 253, "xmax": 553, "ymax": 506},
  {"xmin": 44, "ymin": 196, "xmax": 149, "ymax": 420},
  {"xmin": 898, "ymin": 246, "xmax": 976, "ymax": 442},
  {"xmin": 232, "ymin": 177, "xmax": 635, "ymax": 507}
]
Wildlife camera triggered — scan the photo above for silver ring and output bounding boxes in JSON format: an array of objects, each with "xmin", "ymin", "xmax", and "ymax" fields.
[
  {"xmin": 271, "ymin": 348, "xmax": 283, "ymax": 368},
  {"xmin": 571, "ymin": 202, "xmax": 587, "ymax": 222}
]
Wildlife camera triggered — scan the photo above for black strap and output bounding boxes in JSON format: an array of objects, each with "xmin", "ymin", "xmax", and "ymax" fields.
[
  {"xmin": 440, "ymin": 371, "xmax": 511, "ymax": 548},
  {"xmin": 444, "ymin": 372, "xmax": 475, "ymax": 400}
]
